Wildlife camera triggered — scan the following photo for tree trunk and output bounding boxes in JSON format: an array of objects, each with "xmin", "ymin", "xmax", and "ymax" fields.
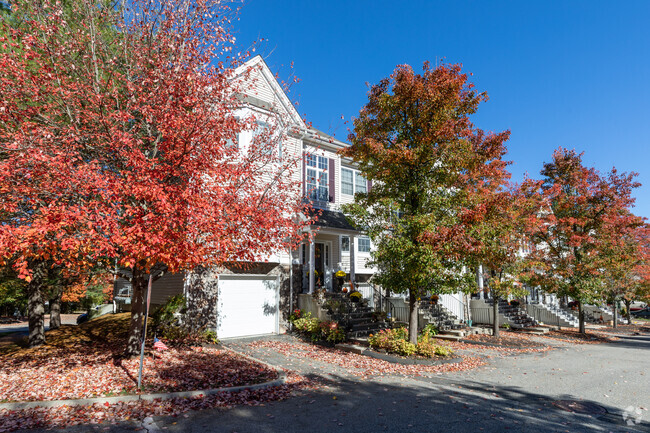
[
  {"xmin": 27, "ymin": 263, "xmax": 47, "ymax": 348},
  {"xmin": 578, "ymin": 300, "xmax": 586, "ymax": 334},
  {"xmin": 624, "ymin": 299, "xmax": 632, "ymax": 324},
  {"xmin": 125, "ymin": 267, "xmax": 148, "ymax": 358},
  {"xmin": 612, "ymin": 302, "xmax": 617, "ymax": 329},
  {"xmin": 493, "ymin": 296, "xmax": 500, "ymax": 338},
  {"xmin": 408, "ymin": 290, "xmax": 418, "ymax": 344},
  {"xmin": 49, "ymin": 290, "xmax": 62, "ymax": 330}
]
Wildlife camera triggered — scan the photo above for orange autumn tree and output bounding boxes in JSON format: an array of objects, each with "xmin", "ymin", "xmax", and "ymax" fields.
[
  {"xmin": 521, "ymin": 148, "xmax": 641, "ymax": 334},
  {"xmin": 600, "ymin": 218, "xmax": 650, "ymax": 325},
  {"xmin": 0, "ymin": 0, "xmax": 307, "ymax": 354},
  {"xmin": 341, "ymin": 62, "xmax": 511, "ymax": 343}
]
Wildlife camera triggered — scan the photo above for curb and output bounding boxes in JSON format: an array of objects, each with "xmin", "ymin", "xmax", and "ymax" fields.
[
  {"xmin": 458, "ymin": 339, "xmax": 547, "ymax": 350},
  {"xmin": 0, "ymin": 351, "xmax": 288, "ymax": 411}
]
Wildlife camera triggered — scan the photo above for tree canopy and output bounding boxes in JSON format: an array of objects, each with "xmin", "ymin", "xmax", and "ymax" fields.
[{"xmin": 341, "ymin": 62, "xmax": 511, "ymax": 342}]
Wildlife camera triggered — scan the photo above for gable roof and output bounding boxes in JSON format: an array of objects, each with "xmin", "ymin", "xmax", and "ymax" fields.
[{"xmin": 233, "ymin": 56, "xmax": 305, "ymax": 127}]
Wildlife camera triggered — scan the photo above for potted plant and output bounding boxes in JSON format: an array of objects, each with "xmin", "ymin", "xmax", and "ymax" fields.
[
  {"xmin": 430, "ymin": 294, "xmax": 439, "ymax": 305},
  {"xmin": 349, "ymin": 291, "xmax": 362, "ymax": 303},
  {"xmin": 335, "ymin": 270, "xmax": 346, "ymax": 289}
]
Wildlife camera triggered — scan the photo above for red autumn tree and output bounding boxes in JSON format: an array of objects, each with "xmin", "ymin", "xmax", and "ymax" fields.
[
  {"xmin": 0, "ymin": 0, "xmax": 308, "ymax": 354},
  {"xmin": 521, "ymin": 148, "xmax": 641, "ymax": 334},
  {"xmin": 467, "ymin": 186, "xmax": 532, "ymax": 337},
  {"xmin": 600, "ymin": 218, "xmax": 650, "ymax": 324},
  {"xmin": 341, "ymin": 62, "xmax": 511, "ymax": 343}
]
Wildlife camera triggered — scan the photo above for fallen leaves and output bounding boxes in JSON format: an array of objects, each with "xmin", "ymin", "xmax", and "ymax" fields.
[
  {"xmin": 0, "ymin": 346, "xmax": 278, "ymax": 403},
  {"xmin": 247, "ymin": 340, "xmax": 487, "ymax": 377},
  {"xmin": 0, "ymin": 374, "xmax": 312, "ymax": 433},
  {"xmin": 538, "ymin": 329, "xmax": 619, "ymax": 345}
]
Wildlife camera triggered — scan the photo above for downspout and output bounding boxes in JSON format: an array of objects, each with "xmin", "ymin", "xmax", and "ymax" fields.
[{"xmin": 289, "ymin": 247, "xmax": 293, "ymax": 332}]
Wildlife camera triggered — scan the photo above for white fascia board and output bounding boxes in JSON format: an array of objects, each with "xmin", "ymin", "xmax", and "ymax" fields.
[{"xmin": 234, "ymin": 55, "xmax": 305, "ymax": 128}]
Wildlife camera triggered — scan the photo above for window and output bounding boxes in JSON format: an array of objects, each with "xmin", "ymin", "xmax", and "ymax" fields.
[
  {"xmin": 341, "ymin": 236, "xmax": 350, "ymax": 254},
  {"xmin": 225, "ymin": 116, "xmax": 241, "ymax": 149},
  {"xmin": 341, "ymin": 167, "xmax": 367, "ymax": 195},
  {"xmin": 355, "ymin": 172, "xmax": 367, "ymax": 194},
  {"xmin": 254, "ymin": 121, "xmax": 273, "ymax": 155},
  {"xmin": 341, "ymin": 168, "xmax": 353, "ymax": 195},
  {"xmin": 306, "ymin": 154, "xmax": 328, "ymax": 202},
  {"xmin": 225, "ymin": 133, "xmax": 239, "ymax": 149},
  {"xmin": 358, "ymin": 237, "xmax": 371, "ymax": 253}
]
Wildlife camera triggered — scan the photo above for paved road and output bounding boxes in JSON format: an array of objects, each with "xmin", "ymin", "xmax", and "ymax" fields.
[
  {"xmin": 0, "ymin": 314, "xmax": 79, "ymax": 334},
  {"xmin": 20, "ymin": 332, "xmax": 650, "ymax": 433}
]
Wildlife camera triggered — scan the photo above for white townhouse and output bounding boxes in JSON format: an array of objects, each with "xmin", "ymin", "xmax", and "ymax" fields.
[{"xmin": 114, "ymin": 55, "xmax": 378, "ymax": 339}]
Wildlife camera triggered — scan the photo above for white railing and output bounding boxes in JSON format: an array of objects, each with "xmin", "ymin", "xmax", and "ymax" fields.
[
  {"xmin": 344, "ymin": 282, "xmax": 375, "ymax": 308},
  {"xmin": 439, "ymin": 293, "xmax": 465, "ymax": 322}
]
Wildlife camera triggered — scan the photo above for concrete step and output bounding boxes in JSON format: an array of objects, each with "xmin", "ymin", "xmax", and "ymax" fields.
[
  {"xmin": 517, "ymin": 327, "xmax": 550, "ymax": 335},
  {"xmin": 431, "ymin": 334, "xmax": 462, "ymax": 342},
  {"xmin": 440, "ymin": 329, "xmax": 466, "ymax": 337},
  {"xmin": 334, "ymin": 343, "xmax": 367, "ymax": 354}
]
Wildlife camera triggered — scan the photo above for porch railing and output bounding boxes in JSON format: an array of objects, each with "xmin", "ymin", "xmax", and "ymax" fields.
[
  {"xmin": 439, "ymin": 293, "xmax": 465, "ymax": 322},
  {"xmin": 471, "ymin": 307, "xmax": 495, "ymax": 325}
]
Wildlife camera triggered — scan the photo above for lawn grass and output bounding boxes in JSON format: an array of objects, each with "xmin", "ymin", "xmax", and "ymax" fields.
[{"xmin": 0, "ymin": 312, "xmax": 132, "ymax": 357}]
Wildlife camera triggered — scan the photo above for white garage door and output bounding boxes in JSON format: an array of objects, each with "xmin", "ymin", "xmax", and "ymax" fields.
[{"xmin": 216, "ymin": 275, "xmax": 279, "ymax": 339}]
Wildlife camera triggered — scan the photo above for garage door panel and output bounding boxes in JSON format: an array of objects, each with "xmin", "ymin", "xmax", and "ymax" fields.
[{"xmin": 216, "ymin": 276, "xmax": 278, "ymax": 339}]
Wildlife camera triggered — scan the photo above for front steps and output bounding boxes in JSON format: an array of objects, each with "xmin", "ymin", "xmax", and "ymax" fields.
[{"xmin": 323, "ymin": 292, "xmax": 390, "ymax": 339}]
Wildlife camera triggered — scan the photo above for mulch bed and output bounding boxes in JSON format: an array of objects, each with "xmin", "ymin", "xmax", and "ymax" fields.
[
  {"xmin": 596, "ymin": 324, "xmax": 650, "ymax": 335},
  {"xmin": 461, "ymin": 333, "xmax": 547, "ymax": 349},
  {"xmin": 248, "ymin": 340, "xmax": 487, "ymax": 377},
  {"xmin": 0, "ymin": 373, "xmax": 313, "ymax": 433},
  {"xmin": 0, "ymin": 314, "xmax": 314, "ymax": 432},
  {"xmin": 0, "ymin": 345, "xmax": 279, "ymax": 402},
  {"xmin": 539, "ymin": 329, "xmax": 619, "ymax": 344},
  {"xmin": 0, "ymin": 314, "xmax": 280, "ymax": 402}
]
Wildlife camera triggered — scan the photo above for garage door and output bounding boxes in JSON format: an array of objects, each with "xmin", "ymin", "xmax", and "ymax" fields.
[{"xmin": 216, "ymin": 275, "xmax": 279, "ymax": 339}]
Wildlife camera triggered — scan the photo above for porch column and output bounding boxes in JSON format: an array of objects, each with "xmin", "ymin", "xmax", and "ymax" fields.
[
  {"xmin": 309, "ymin": 236, "xmax": 315, "ymax": 294},
  {"xmin": 350, "ymin": 235, "xmax": 356, "ymax": 285},
  {"xmin": 477, "ymin": 264, "xmax": 484, "ymax": 300}
]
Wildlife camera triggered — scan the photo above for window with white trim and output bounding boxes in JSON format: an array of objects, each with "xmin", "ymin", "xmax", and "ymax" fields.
[
  {"xmin": 254, "ymin": 120, "xmax": 273, "ymax": 154},
  {"xmin": 341, "ymin": 167, "xmax": 367, "ymax": 195},
  {"xmin": 225, "ymin": 116, "xmax": 241, "ymax": 149},
  {"xmin": 341, "ymin": 236, "xmax": 350, "ymax": 254},
  {"xmin": 341, "ymin": 168, "xmax": 353, "ymax": 195},
  {"xmin": 355, "ymin": 172, "xmax": 367, "ymax": 194},
  {"xmin": 358, "ymin": 237, "xmax": 371, "ymax": 253},
  {"xmin": 306, "ymin": 154, "xmax": 328, "ymax": 202}
]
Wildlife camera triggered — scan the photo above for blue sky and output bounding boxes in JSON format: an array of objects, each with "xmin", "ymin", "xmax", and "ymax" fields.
[{"xmin": 233, "ymin": 0, "xmax": 650, "ymax": 219}]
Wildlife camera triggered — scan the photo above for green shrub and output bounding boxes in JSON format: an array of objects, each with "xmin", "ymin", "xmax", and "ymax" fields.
[
  {"xmin": 203, "ymin": 330, "xmax": 219, "ymax": 344},
  {"xmin": 368, "ymin": 327, "xmax": 416, "ymax": 356},
  {"xmin": 292, "ymin": 315, "xmax": 319, "ymax": 335},
  {"xmin": 369, "ymin": 327, "xmax": 453, "ymax": 358},
  {"xmin": 292, "ymin": 315, "xmax": 346, "ymax": 344},
  {"xmin": 318, "ymin": 320, "xmax": 346, "ymax": 344},
  {"xmin": 289, "ymin": 309, "xmax": 304, "ymax": 322},
  {"xmin": 151, "ymin": 294, "xmax": 186, "ymax": 331},
  {"xmin": 415, "ymin": 333, "xmax": 453, "ymax": 358},
  {"xmin": 420, "ymin": 323, "xmax": 438, "ymax": 338}
]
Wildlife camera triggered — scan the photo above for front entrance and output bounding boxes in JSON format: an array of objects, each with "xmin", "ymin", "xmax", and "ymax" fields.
[{"xmin": 302, "ymin": 241, "xmax": 332, "ymax": 291}]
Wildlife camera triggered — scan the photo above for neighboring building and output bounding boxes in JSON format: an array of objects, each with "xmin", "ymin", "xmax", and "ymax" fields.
[{"xmin": 114, "ymin": 55, "xmax": 377, "ymax": 339}]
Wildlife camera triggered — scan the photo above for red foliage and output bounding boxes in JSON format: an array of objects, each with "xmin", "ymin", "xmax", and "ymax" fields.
[{"xmin": 0, "ymin": 1, "xmax": 310, "ymax": 351}]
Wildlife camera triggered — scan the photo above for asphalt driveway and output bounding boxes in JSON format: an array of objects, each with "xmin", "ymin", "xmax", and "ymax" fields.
[{"xmin": 15, "ymin": 331, "xmax": 650, "ymax": 433}]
